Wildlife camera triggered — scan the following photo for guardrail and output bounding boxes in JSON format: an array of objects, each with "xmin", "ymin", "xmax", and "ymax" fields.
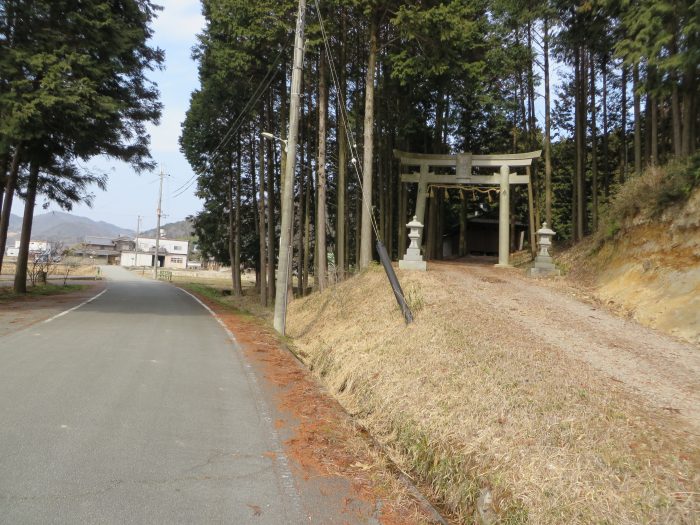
[{"xmin": 158, "ymin": 270, "xmax": 172, "ymax": 282}]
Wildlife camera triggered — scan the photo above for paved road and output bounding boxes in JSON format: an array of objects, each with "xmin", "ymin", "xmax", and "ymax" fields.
[{"xmin": 0, "ymin": 266, "xmax": 305, "ymax": 524}]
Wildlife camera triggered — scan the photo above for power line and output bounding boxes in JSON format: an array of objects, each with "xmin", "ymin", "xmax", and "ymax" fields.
[
  {"xmin": 171, "ymin": 36, "xmax": 291, "ymax": 199},
  {"xmin": 312, "ymin": 0, "xmax": 381, "ymax": 241}
]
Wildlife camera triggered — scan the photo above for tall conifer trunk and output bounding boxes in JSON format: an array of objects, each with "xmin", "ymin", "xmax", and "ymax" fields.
[
  {"xmin": 234, "ymin": 146, "xmax": 242, "ymax": 296},
  {"xmin": 578, "ymin": 48, "xmax": 587, "ymax": 238},
  {"xmin": 621, "ymin": 64, "xmax": 628, "ymax": 184},
  {"xmin": 359, "ymin": 17, "xmax": 377, "ymax": 269},
  {"xmin": 303, "ymin": 167, "xmax": 310, "ymax": 295},
  {"xmin": 670, "ymin": 21, "xmax": 682, "ymax": 158},
  {"xmin": 633, "ymin": 64, "xmax": 642, "ymax": 175},
  {"xmin": 336, "ymin": 10, "xmax": 347, "ymax": 280},
  {"xmin": 266, "ymin": 96, "xmax": 276, "ymax": 304},
  {"xmin": 316, "ymin": 51, "xmax": 328, "ymax": 291},
  {"xmin": 14, "ymin": 161, "xmax": 39, "ymax": 294},
  {"xmin": 644, "ymin": 91, "xmax": 652, "ymax": 167},
  {"xmin": 297, "ymin": 101, "xmax": 307, "ymax": 297},
  {"xmin": 681, "ymin": 63, "xmax": 695, "ymax": 157},
  {"xmin": 602, "ymin": 55, "xmax": 611, "ymax": 198},
  {"xmin": 0, "ymin": 147, "xmax": 21, "ymax": 273},
  {"xmin": 543, "ymin": 17, "xmax": 553, "ymax": 225},
  {"xmin": 0, "ymin": 153, "xmax": 8, "ymax": 219},
  {"xmin": 227, "ymin": 157, "xmax": 236, "ymax": 296},
  {"xmin": 257, "ymin": 125, "xmax": 267, "ymax": 306},
  {"xmin": 650, "ymin": 93, "xmax": 658, "ymax": 165},
  {"xmin": 251, "ymin": 136, "xmax": 259, "ymax": 288},
  {"xmin": 573, "ymin": 46, "xmax": 586, "ymax": 241},
  {"xmin": 672, "ymin": 83, "xmax": 682, "ymax": 158},
  {"xmin": 590, "ymin": 51, "xmax": 599, "ymax": 232}
]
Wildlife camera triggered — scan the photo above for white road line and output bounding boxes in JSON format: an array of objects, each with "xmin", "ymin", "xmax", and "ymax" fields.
[
  {"xmin": 43, "ymin": 289, "xmax": 108, "ymax": 324},
  {"xmin": 178, "ymin": 287, "xmax": 304, "ymax": 521}
]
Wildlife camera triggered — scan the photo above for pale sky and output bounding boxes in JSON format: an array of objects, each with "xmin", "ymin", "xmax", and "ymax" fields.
[{"xmin": 13, "ymin": 0, "xmax": 206, "ymax": 231}]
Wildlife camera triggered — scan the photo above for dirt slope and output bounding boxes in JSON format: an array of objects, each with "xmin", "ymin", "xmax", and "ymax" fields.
[
  {"xmin": 563, "ymin": 186, "xmax": 700, "ymax": 345},
  {"xmin": 438, "ymin": 260, "xmax": 700, "ymax": 429}
]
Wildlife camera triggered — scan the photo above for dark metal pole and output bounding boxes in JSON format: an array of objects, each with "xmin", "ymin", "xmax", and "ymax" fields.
[{"xmin": 376, "ymin": 240, "xmax": 413, "ymax": 324}]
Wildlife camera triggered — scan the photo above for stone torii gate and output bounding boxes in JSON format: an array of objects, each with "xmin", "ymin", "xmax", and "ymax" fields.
[{"xmin": 395, "ymin": 149, "xmax": 542, "ymax": 267}]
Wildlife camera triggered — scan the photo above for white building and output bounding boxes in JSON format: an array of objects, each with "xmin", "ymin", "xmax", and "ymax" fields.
[
  {"xmin": 119, "ymin": 237, "xmax": 189, "ymax": 269},
  {"xmin": 5, "ymin": 240, "xmax": 52, "ymax": 258}
]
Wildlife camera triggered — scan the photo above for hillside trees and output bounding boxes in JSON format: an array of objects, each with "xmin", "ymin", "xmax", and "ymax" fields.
[
  {"xmin": 183, "ymin": 0, "xmax": 698, "ymax": 309},
  {"xmin": 0, "ymin": 0, "xmax": 163, "ymax": 292},
  {"xmin": 181, "ymin": 0, "xmax": 295, "ymax": 295}
]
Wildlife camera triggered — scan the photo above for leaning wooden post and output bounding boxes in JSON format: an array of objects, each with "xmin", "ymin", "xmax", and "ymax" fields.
[{"xmin": 497, "ymin": 164, "xmax": 510, "ymax": 267}]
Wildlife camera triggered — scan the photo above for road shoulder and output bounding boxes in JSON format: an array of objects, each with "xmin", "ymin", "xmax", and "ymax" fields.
[
  {"xmin": 0, "ymin": 283, "xmax": 106, "ymax": 339},
  {"xmin": 180, "ymin": 285, "xmax": 444, "ymax": 525}
]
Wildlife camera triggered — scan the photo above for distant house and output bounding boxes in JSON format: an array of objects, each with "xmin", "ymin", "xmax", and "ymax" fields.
[
  {"xmin": 74, "ymin": 236, "xmax": 121, "ymax": 264},
  {"xmin": 119, "ymin": 237, "xmax": 188, "ymax": 269},
  {"xmin": 67, "ymin": 235, "xmax": 188, "ymax": 268},
  {"xmin": 113, "ymin": 236, "xmax": 135, "ymax": 252}
]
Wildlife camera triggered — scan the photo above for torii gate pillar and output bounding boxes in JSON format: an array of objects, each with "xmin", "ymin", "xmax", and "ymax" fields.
[{"xmin": 496, "ymin": 164, "xmax": 510, "ymax": 267}]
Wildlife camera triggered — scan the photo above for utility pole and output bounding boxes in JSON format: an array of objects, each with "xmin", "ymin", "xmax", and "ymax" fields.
[
  {"xmin": 273, "ymin": 0, "xmax": 305, "ymax": 335},
  {"xmin": 153, "ymin": 167, "xmax": 165, "ymax": 279},
  {"xmin": 135, "ymin": 215, "xmax": 141, "ymax": 267}
]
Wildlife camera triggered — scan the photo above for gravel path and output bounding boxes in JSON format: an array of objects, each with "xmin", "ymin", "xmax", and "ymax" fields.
[{"xmin": 433, "ymin": 260, "xmax": 700, "ymax": 432}]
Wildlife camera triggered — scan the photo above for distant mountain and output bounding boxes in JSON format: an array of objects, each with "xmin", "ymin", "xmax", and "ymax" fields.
[
  {"xmin": 9, "ymin": 213, "xmax": 21, "ymax": 231},
  {"xmin": 7, "ymin": 211, "xmax": 134, "ymax": 245},
  {"xmin": 5, "ymin": 212, "xmax": 195, "ymax": 246},
  {"xmin": 141, "ymin": 219, "xmax": 194, "ymax": 240}
]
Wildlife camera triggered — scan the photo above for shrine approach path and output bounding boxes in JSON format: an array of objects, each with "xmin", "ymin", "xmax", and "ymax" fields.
[{"xmin": 431, "ymin": 259, "xmax": 700, "ymax": 433}]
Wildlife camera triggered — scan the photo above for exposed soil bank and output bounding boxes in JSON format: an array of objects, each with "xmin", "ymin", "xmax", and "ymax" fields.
[{"xmin": 562, "ymin": 185, "xmax": 700, "ymax": 345}]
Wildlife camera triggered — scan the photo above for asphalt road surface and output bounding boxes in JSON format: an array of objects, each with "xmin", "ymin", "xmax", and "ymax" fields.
[{"xmin": 0, "ymin": 266, "xmax": 307, "ymax": 524}]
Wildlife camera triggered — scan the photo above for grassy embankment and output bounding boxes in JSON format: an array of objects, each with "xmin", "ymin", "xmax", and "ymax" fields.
[
  {"xmin": 560, "ymin": 155, "xmax": 700, "ymax": 343},
  {"xmin": 285, "ymin": 265, "xmax": 699, "ymax": 524}
]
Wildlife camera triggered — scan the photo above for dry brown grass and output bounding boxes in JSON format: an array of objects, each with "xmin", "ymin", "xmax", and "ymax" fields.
[
  {"xmin": 1, "ymin": 261, "xmax": 98, "ymax": 278},
  {"xmin": 286, "ymin": 265, "xmax": 700, "ymax": 524}
]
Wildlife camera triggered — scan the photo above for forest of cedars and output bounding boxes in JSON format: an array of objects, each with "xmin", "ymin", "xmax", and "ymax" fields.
[{"xmin": 181, "ymin": 0, "xmax": 698, "ymax": 299}]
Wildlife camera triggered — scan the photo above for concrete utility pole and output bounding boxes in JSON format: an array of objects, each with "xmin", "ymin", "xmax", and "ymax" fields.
[
  {"xmin": 273, "ymin": 0, "xmax": 305, "ymax": 335},
  {"xmin": 153, "ymin": 168, "xmax": 165, "ymax": 279},
  {"xmin": 135, "ymin": 215, "xmax": 141, "ymax": 266}
]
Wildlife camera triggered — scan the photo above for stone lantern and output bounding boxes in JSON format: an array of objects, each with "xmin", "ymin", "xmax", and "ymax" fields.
[
  {"xmin": 399, "ymin": 216, "xmax": 427, "ymax": 271},
  {"xmin": 528, "ymin": 222, "xmax": 560, "ymax": 276}
]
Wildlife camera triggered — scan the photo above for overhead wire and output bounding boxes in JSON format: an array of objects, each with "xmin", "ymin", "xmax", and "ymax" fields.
[
  {"xmin": 312, "ymin": 0, "xmax": 381, "ymax": 241},
  {"xmin": 170, "ymin": 35, "xmax": 291, "ymax": 199},
  {"xmin": 313, "ymin": 0, "xmax": 416, "ymax": 324}
]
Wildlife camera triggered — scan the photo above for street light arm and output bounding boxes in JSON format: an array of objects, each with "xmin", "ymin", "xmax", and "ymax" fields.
[{"xmin": 261, "ymin": 131, "xmax": 288, "ymax": 149}]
